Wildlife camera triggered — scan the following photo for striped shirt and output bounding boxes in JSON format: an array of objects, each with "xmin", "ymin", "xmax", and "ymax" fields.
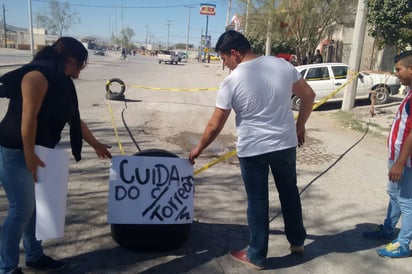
[{"xmin": 388, "ymin": 86, "xmax": 412, "ymax": 167}]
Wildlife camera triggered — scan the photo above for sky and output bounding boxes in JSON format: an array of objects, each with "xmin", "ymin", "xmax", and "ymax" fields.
[{"xmin": 2, "ymin": 0, "xmax": 240, "ymax": 47}]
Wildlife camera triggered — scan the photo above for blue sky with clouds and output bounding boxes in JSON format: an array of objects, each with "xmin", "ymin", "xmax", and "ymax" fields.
[{"xmin": 2, "ymin": 0, "xmax": 237, "ymax": 46}]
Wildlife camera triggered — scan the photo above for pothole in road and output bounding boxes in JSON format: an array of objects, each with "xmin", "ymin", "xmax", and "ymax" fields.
[
  {"xmin": 168, "ymin": 132, "xmax": 335, "ymax": 166},
  {"xmin": 297, "ymin": 135, "xmax": 337, "ymax": 165},
  {"xmin": 167, "ymin": 131, "xmax": 236, "ymax": 155}
]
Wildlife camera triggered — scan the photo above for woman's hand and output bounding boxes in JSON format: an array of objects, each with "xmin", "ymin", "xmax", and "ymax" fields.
[
  {"xmin": 24, "ymin": 151, "xmax": 45, "ymax": 182},
  {"xmin": 93, "ymin": 142, "xmax": 112, "ymax": 159}
]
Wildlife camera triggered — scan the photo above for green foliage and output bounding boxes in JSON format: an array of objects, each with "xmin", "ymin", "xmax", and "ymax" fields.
[
  {"xmin": 111, "ymin": 27, "xmax": 135, "ymax": 49},
  {"xmin": 175, "ymin": 43, "xmax": 194, "ymax": 50},
  {"xmin": 245, "ymin": 32, "xmax": 266, "ymax": 54},
  {"xmin": 279, "ymin": 0, "xmax": 355, "ymax": 63},
  {"xmin": 35, "ymin": 0, "xmax": 79, "ymax": 37},
  {"xmin": 271, "ymin": 38, "xmax": 297, "ymax": 55},
  {"xmin": 238, "ymin": 0, "xmax": 356, "ymax": 63},
  {"xmin": 366, "ymin": 0, "xmax": 412, "ymax": 50}
]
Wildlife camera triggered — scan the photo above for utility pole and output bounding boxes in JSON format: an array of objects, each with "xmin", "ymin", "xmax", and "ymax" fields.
[
  {"xmin": 342, "ymin": 0, "xmax": 367, "ymax": 111},
  {"xmin": 265, "ymin": 0, "xmax": 275, "ymax": 56},
  {"xmin": 121, "ymin": 1, "xmax": 124, "ymax": 49},
  {"xmin": 222, "ymin": 0, "xmax": 232, "ymax": 70},
  {"xmin": 2, "ymin": 4, "xmax": 7, "ymax": 48},
  {"xmin": 245, "ymin": 0, "xmax": 251, "ymax": 34},
  {"xmin": 225, "ymin": 0, "xmax": 231, "ymax": 27},
  {"xmin": 145, "ymin": 25, "xmax": 149, "ymax": 50},
  {"xmin": 185, "ymin": 5, "xmax": 194, "ymax": 57},
  {"xmin": 28, "ymin": 0, "xmax": 35, "ymax": 56},
  {"xmin": 166, "ymin": 20, "xmax": 172, "ymax": 49}
]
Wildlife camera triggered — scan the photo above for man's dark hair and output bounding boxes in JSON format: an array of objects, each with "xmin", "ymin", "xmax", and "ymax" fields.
[
  {"xmin": 215, "ymin": 30, "xmax": 251, "ymax": 55},
  {"xmin": 394, "ymin": 50, "xmax": 412, "ymax": 65}
]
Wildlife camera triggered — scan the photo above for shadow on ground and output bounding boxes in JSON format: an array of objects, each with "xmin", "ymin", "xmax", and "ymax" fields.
[{"xmin": 53, "ymin": 222, "xmax": 388, "ymax": 273}]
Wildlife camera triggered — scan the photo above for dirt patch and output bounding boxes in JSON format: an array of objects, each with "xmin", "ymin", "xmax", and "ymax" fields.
[
  {"xmin": 167, "ymin": 131, "xmax": 236, "ymax": 155},
  {"xmin": 297, "ymin": 135, "xmax": 338, "ymax": 165}
]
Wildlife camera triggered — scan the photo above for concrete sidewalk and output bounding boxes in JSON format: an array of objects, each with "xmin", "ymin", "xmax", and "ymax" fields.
[{"xmin": 0, "ymin": 52, "xmax": 410, "ymax": 273}]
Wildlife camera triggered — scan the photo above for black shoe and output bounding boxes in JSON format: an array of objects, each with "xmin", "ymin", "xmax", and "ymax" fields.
[
  {"xmin": 26, "ymin": 255, "xmax": 65, "ymax": 270},
  {"xmin": 11, "ymin": 267, "xmax": 24, "ymax": 274}
]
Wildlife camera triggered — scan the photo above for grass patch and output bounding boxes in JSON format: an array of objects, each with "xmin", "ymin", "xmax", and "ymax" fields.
[
  {"xmin": 331, "ymin": 110, "xmax": 389, "ymax": 138},
  {"xmin": 332, "ymin": 110, "xmax": 366, "ymax": 132}
]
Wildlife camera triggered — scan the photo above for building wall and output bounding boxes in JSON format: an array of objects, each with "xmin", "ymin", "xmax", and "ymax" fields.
[{"xmin": 326, "ymin": 24, "xmax": 395, "ymax": 73}]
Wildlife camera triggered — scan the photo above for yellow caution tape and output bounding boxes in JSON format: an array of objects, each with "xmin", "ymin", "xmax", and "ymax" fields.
[
  {"xmin": 198, "ymin": 72, "xmax": 360, "ymax": 175},
  {"xmin": 107, "ymin": 72, "xmax": 361, "ymax": 175},
  {"xmin": 194, "ymin": 149, "xmax": 238, "ymax": 175},
  {"xmin": 311, "ymin": 72, "xmax": 359, "ymax": 110},
  {"xmin": 106, "ymin": 92, "xmax": 125, "ymax": 155}
]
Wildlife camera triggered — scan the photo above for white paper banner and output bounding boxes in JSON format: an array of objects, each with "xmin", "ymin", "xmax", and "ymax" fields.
[
  {"xmin": 108, "ymin": 155, "xmax": 194, "ymax": 224},
  {"xmin": 34, "ymin": 145, "xmax": 70, "ymax": 240}
]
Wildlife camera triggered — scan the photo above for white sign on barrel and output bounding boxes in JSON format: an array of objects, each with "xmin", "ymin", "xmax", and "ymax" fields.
[{"xmin": 108, "ymin": 156, "xmax": 194, "ymax": 225}]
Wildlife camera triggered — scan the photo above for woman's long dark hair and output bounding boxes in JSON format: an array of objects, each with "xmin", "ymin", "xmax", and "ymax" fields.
[{"xmin": 33, "ymin": 37, "xmax": 88, "ymax": 68}]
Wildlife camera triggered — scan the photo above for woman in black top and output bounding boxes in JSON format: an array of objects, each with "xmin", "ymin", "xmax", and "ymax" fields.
[{"xmin": 0, "ymin": 37, "xmax": 111, "ymax": 274}]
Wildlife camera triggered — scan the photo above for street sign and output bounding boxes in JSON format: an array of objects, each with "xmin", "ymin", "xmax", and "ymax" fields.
[
  {"xmin": 201, "ymin": 35, "xmax": 211, "ymax": 48},
  {"xmin": 200, "ymin": 3, "xmax": 216, "ymax": 15}
]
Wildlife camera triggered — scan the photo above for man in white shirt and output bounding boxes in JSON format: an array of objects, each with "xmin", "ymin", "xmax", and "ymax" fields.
[{"xmin": 189, "ymin": 30, "xmax": 315, "ymax": 270}]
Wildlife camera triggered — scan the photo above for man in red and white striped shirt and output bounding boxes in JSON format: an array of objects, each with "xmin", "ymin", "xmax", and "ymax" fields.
[{"xmin": 363, "ymin": 51, "xmax": 412, "ymax": 258}]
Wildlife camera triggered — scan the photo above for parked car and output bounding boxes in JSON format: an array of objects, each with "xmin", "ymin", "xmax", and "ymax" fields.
[
  {"xmin": 209, "ymin": 53, "xmax": 220, "ymax": 61},
  {"xmin": 158, "ymin": 50, "xmax": 180, "ymax": 64},
  {"xmin": 94, "ymin": 49, "xmax": 105, "ymax": 56},
  {"xmin": 292, "ymin": 63, "xmax": 401, "ymax": 110}
]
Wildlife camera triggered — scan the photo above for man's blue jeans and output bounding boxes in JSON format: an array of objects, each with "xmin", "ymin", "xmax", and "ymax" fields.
[
  {"xmin": 0, "ymin": 146, "xmax": 43, "ymax": 273},
  {"xmin": 238, "ymin": 147, "xmax": 306, "ymax": 266},
  {"xmin": 384, "ymin": 160, "xmax": 412, "ymax": 250}
]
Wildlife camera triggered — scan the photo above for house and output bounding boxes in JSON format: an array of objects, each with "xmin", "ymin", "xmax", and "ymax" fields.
[{"xmin": 0, "ymin": 24, "xmax": 58, "ymax": 50}]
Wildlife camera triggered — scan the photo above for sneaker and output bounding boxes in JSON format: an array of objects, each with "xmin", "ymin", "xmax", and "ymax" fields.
[
  {"xmin": 26, "ymin": 255, "xmax": 65, "ymax": 270},
  {"xmin": 377, "ymin": 240, "xmax": 410, "ymax": 258},
  {"xmin": 363, "ymin": 224, "xmax": 395, "ymax": 241},
  {"xmin": 290, "ymin": 245, "xmax": 304, "ymax": 254},
  {"xmin": 229, "ymin": 250, "xmax": 264, "ymax": 270}
]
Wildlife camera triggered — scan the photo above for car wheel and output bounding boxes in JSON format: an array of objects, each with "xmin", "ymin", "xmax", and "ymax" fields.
[
  {"xmin": 373, "ymin": 86, "xmax": 390, "ymax": 105},
  {"xmin": 291, "ymin": 96, "xmax": 301, "ymax": 111},
  {"xmin": 105, "ymin": 78, "xmax": 126, "ymax": 101},
  {"xmin": 158, "ymin": 60, "xmax": 162, "ymax": 64}
]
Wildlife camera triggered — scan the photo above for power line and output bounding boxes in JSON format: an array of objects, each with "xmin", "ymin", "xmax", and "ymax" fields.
[{"xmin": 32, "ymin": 0, "xmax": 224, "ymax": 9}]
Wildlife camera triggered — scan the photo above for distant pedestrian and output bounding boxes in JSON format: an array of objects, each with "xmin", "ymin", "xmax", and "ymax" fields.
[
  {"xmin": 0, "ymin": 37, "xmax": 112, "ymax": 274},
  {"xmin": 189, "ymin": 30, "xmax": 315, "ymax": 270},
  {"xmin": 363, "ymin": 50, "xmax": 412, "ymax": 258},
  {"xmin": 313, "ymin": 49, "xmax": 323, "ymax": 63},
  {"xmin": 121, "ymin": 48, "xmax": 126, "ymax": 60},
  {"xmin": 302, "ymin": 54, "xmax": 308, "ymax": 65}
]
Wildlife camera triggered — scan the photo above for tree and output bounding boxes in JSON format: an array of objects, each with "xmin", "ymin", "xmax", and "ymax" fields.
[
  {"xmin": 237, "ymin": 0, "xmax": 356, "ymax": 63},
  {"xmin": 366, "ymin": 0, "xmax": 412, "ymax": 50},
  {"xmin": 35, "ymin": 0, "xmax": 79, "ymax": 37},
  {"xmin": 111, "ymin": 27, "xmax": 135, "ymax": 49},
  {"xmin": 278, "ymin": 0, "xmax": 356, "ymax": 64}
]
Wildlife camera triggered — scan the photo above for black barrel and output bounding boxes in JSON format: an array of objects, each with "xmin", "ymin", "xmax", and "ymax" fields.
[{"xmin": 110, "ymin": 149, "xmax": 192, "ymax": 252}]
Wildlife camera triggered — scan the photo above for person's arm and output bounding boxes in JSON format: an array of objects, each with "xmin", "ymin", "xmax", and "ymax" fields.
[
  {"xmin": 80, "ymin": 120, "xmax": 112, "ymax": 159},
  {"xmin": 21, "ymin": 71, "xmax": 48, "ymax": 182},
  {"xmin": 389, "ymin": 131, "xmax": 412, "ymax": 182},
  {"xmin": 189, "ymin": 107, "xmax": 231, "ymax": 164},
  {"xmin": 292, "ymin": 78, "xmax": 316, "ymax": 146}
]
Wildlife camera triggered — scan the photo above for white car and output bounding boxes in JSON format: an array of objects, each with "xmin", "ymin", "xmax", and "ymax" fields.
[{"xmin": 292, "ymin": 63, "xmax": 401, "ymax": 110}]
